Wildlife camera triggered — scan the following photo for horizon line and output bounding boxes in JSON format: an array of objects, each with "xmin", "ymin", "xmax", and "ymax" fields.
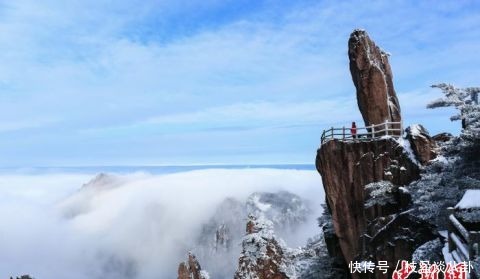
[{"xmin": 0, "ymin": 163, "xmax": 316, "ymax": 168}]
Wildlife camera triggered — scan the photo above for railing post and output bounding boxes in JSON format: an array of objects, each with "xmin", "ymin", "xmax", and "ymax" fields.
[
  {"xmin": 385, "ymin": 120, "xmax": 389, "ymax": 136},
  {"xmin": 372, "ymin": 125, "xmax": 375, "ymax": 138},
  {"xmin": 470, "ymin": 231, "xmax": 480, "ymax": 259},
  {"xmin": 448, "ymin": 211, "xmax": 455, "ymax": 253},
  {"xmin": 331, "ymin": 127, "xmax": 333, "ymax": 139},
  {"xmin": 343, "ymin": 126, "xmax": 345, "ymax": 140}
]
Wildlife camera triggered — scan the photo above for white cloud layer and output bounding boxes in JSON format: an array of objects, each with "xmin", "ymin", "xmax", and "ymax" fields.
[{"xmin": 0, "ymin": 168, "xmax": 324, "ymax": 279}]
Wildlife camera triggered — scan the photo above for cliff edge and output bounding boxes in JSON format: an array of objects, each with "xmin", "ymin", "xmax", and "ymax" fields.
[{"xmin": 316, "ymin": 30, "xmax": 437, "ymax": 279}]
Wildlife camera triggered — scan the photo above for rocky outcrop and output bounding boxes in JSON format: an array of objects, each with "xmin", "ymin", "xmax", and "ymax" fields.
[
  {"xmin": 195, "ymin": 192, "xmax": 311, "ymax": 278},
  {"xmin": 365, "ymin": 211, "xmax": 435, "ymax": 279},
  {"xmin": 214, "ymin": 224, "xmax": 230, "ymax": 252},
  {"xmin": 81, "ymin": 172, "xmax": 122, "ymax": 190},
  {"xmin": 432, "ymin": 132, "xmax": 453, "ymax": 143},
  {"xmin": 197, "ymin": 192, "xmax": 310, "ymax": 254},
  {"xmin": 197, "ymin": 197, "xmax": 244, "ymax": 252},
  {"xmin": 232, "ymin": 214, "xmax": 340, "ymax": 279},
  {"xmin": 362, "ymin": 181, "xmax": 435, "ymax": 279},
  {"xmin": 349, "ymin": 29, "xmax": 401, "ymax": 126},
  {"xmin": 178, "ymin": 253, "xmax": 209, "ymax": 279},
  {"xmin": 316, "ymin": 138, "xmax": 420, "ymax": 265},
  {"xmin": 316, "ymin": 137, "xmax": 437, "ymax": 279},
  {"xmin": 316, "ymin": 29, "xmax": 438, "ymax": 279},
  {"xmin": 405, "ymin": 124, "xmax": 437, "ymax": 165},
  {"xmin": 58, "ymin": 173, "xmax": 124, "ymax": 219},
  {"xmin": 234, "ymin": 215, "xmax": 290, "ymax": 279}
]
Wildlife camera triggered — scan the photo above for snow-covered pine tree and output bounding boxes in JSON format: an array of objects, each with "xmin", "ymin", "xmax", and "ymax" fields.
[{"xmin": 428, "ymin": 83, "xmax": 480, "ymax": 144}]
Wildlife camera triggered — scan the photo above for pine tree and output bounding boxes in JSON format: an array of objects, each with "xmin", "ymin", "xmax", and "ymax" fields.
[{"xmin": 428, "ymin": 83, "xmax": 480, "ymax": 144}]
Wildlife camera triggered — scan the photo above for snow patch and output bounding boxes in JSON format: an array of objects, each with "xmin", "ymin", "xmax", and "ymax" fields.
[
  {"xmin": 365, "ymin": 181, "xmax": 396, "ymax": 207},
  {"xmin": 396, "ymin": 137, "xmax": 421, "ymax": 166},
  {"xmin": 200, "ymin": 270, "xmax": 210, "ymax": 279},
  {"xmin": 455, "ymin": 190, "xmax": 480, "ymax": 210},
  {"xmin": 409, "ymin": 124, "xmax": 424, "ymax": 137}
]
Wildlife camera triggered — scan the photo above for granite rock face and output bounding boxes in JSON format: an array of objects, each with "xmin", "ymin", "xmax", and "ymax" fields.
[
  {"xmin": 234, "ymin": 215, "xmax": 290, "ymax": 279},
  {"xmin": 316, "ymin": 138, "xmax": 420, "ymax": 265},
  {"xmin": 315, "ymin": 29, "xmax": 438, "ymax": 279},
  {"xmin": 349, "ymin": 29, "xmax": 401, "ymax": 127},
  {"xmin": 432, "ymin": 132, "xmax": 453, "ymax": 143},
  {"xmin": 194, "ymin": 192, "xmax": 311, "ymax": 278},
  {"xmin": 405, "ymin": 124, "xmax": 437, "ymax": 165},
  {"xmin": 177, "ymin": 253, "xmax": 209, "ymax": 279}
]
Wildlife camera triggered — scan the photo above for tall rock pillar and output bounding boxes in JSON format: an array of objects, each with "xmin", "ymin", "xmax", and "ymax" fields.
[
  {"xmin": 348, "ymin": 29, "xmax": 401, "ymax": 127},
  {"xmin": 316, "ymin": 30, "xmax": 435, "ymax": 279}
]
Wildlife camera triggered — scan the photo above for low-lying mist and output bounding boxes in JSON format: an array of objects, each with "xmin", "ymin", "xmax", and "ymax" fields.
[{"xmin": 0, "ymin": 168, "xmax": 324, "ymax": 279}]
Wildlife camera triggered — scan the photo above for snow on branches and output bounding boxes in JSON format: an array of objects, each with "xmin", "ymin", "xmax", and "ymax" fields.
[{"xmin": 428, "ymin": 83, "xmax": 480, "ymax": 143}]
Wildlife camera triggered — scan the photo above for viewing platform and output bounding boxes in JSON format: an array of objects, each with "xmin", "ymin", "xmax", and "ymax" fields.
[{"xmin": 320, "ymin": 121, "xmax": 403, "ymax": 145}]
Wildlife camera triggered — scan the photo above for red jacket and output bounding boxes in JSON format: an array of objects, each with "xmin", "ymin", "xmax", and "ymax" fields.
[{"xmin": 350, "ymin": 124, "xmax": 357, "ymax": 135}]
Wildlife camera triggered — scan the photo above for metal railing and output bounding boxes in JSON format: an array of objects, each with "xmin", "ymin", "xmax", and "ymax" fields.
[
  {"xmin": 447, "ymin": 210, "xmax": 480, "ymax": 262},
  {"xmin": 320, "ymin": 121, "xmax": 403, "ymax": 145}
]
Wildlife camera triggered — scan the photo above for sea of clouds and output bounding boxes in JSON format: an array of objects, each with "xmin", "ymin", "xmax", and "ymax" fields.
[{"xmin": 0, "ymin": 168, "xmax": 324, "ymax": 279}]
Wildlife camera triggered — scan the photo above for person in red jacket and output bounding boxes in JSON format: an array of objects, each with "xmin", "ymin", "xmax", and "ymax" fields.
[{"xmin": 351, "ymin": 121, "xmax": 357, "ymax": 139}]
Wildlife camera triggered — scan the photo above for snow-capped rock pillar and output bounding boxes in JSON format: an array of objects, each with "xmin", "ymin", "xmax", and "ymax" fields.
[
  {"xmin": 177, "ymin": 253, "xmax": 209, "ymax": 279},
  {"xmin": 348, "ymin": 29, "xmax": 402, "ymax": 127},
  {"xmin": 234, "ymin": 215, "xmax": 290, "ymax": 279}
]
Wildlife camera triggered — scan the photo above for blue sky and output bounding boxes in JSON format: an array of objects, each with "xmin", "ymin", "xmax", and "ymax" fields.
[{"xmin": 0, "ymin": 0, "xmax": 479, "ymax": 166}]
